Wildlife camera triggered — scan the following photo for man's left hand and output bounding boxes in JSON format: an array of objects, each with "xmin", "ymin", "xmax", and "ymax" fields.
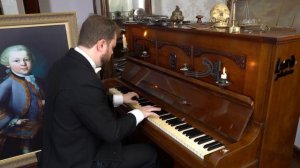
[{"xmin": 123, "ymin": 92, "xmax": 139, "ymax": 104}]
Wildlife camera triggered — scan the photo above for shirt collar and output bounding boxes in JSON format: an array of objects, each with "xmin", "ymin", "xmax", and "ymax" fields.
[{"xmin": 74, "ymin": 47, "xmax": 102, "ymax": 73}]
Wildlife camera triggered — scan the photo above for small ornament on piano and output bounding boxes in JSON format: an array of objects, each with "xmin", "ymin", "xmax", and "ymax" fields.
[
  {"xmin": 140, "ymin": 50, "xmax": 149, "ymax": 58},
  {"xmin": 216, "ymin": 67, "xmax": 230, "ymax": 86},
  {"xmin": 180, "ymin": 63, "xmax": 189, "ymax": 71}
]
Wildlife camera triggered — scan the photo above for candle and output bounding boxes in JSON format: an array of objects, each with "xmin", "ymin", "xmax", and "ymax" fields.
[
  {"xmin": 221, "ymin": 67, "xmax": 227, "ymax": 80},
  {"xmin": 122, "ymin": 34, "xmax": 128, "ymax": 49}
]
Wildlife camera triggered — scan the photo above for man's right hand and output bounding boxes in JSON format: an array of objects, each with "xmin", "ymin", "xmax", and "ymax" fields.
[{"xmin": 138, "ymin": 105, "xmax": 161, "ymax": 118}]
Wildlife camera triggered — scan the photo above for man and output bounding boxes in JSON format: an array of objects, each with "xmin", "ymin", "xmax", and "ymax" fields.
[{"xmin": 40, "ymin": 15, "xmax": 161, "ymax": 168}]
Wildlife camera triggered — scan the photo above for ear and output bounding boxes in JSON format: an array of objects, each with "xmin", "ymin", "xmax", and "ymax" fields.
[{"xmin": 96, "ymin": 39, "xmax": 107, "ymax": 52}]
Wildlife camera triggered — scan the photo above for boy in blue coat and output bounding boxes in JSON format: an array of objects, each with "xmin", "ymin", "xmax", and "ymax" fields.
[{"xmin": 0, "ymin": 45, "xmax": 44, "ymax": 159}]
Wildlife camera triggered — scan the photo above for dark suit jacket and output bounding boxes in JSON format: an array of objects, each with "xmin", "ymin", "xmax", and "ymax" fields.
[{"xmin": 40, "ymin": 48, "xmax": 137, "ymax": 168}]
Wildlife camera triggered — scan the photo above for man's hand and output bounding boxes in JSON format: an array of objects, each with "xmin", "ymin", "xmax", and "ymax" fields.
[
  {"xmin": 138, "ymin": 105, "xmax": 161, "ymax": 118},
  {"xmin": 123, "ymin": 92, "xmax": 139, "ymax": 104}
]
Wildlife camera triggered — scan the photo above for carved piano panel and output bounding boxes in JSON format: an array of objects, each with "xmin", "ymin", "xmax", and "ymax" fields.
[
  {"xmin": 122, "ymin": 58, "xmax": 253, "ymax": 141},
  {"xmin": 105, "ymin": 24, "xmax": 300, "ymax": 168}
]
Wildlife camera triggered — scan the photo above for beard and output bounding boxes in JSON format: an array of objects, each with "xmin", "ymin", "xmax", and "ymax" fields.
[{"xmin": 100, "ymin": 52, "xmax": 111, "ymax": 65}]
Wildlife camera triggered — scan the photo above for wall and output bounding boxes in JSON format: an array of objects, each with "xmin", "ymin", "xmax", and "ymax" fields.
[
  {"xmin": 0, "ymin": 0, "xmax": 25, "ymax": 14},
  {"xmin": 108, "ymin": 0, "xmax": 144, "ymax": 12},
  {"xmin": 243, "ymin": 0, "xmax": 300, "ymax": 31},
  {"xmin": 151, "ymin": 0, "xmax": 224, "ymax": 22},
  {"xmin": 151, "ymin": 0, "xmax": 300, "ymax": 31},
  {"xmin": 38, "ymin": 0, "xmax": 94, "ymax": 30}
]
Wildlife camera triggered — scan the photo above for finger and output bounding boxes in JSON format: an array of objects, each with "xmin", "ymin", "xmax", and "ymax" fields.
[
  {"xmin": 148, "ymin": 112, "xmax": 159, "ymax": 117},
  {"xmin": 142, "ymin": 106, "xmax": 161, "ymax": 111},
  {"xmin": 129, "ymin": 100, "xmax": 139, "ymax": 104},
  {"xmin": 148, "ymin": 106, "xmax": 161, "ymax": 112},
  {"xmin": 130, "ymin": 92, "xmax": 139, "ymax": 98}
]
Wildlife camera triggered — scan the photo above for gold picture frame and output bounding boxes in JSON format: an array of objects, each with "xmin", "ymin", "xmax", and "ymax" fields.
[{"xmin": 0, "ymin": 12, "xmax": 78, "ymax": 168}]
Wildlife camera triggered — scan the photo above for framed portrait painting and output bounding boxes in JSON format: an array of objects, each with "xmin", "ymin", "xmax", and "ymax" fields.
[{"xmin": 0, "ymin": 12, "xmax": 77, "ymax": 167}]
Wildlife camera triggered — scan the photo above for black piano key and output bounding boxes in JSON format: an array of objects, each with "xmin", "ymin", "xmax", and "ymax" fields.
[
  {"xmin": 160, "ymin": 114, "xmax": 175, "ymax": 120},
  {"xmin": 116, "ymin": 86, "xmax": 131, "ymax": 93},
  {"xmin": 165, "ymin": 118, "xmax": 177, "ymax": 123},
  {"xmin": 207, "ymin": 143, "xmax": 224, "ymax": 151},
  {"xmin": 171, "ymin": 122, "xmax": 185, "ymax": 127},
  {"xmin": 166, "ymin": 118, "xmax": 184, "ymax": 126},
  {"xmin": 166, "ymin": 118, "xmax": 182, "ymax": 125},
  {"xmin": 167, "ymin": 118, "xmax": 184, "ymax": 126},
  {"xmin": 185, "ymin": 131, "xmax": 201, "ymax": 138},
  {"xmin": 189, "ymin": 129, "xmax": 202, "ymax": 135},
  {"xmin": 137, "ymin": 97, "xmax": 148, "ymax": 102},
  {"xmin": 137, "ymin": 98, "xmax": 149, "ymax": 102},
  {"xmin": 197, "ymin": 138, "xmax": 213, "ymax": 145},
  {"xmin": 136, "ymin": 97, "xmax": 147, "ymax": 101},
  {"xmin": 194, "ymin": 135, "xmax": 209, "ymax": 142},
  {"xmin": 195, "ymin": 135, "xmax": 213, "ymax": 144},
  {"xmin": 137, "ymin": 99, "xmax": 151, "ymax": 104},
  {"xmin": 155, "ymin": 110, "xmax": 169, "ymax": 116},
  {"xmin": 188, "ymin": 131, "xmax": 204, "ymax": 139},
  {"xmin": 183, "ymin": 128, "xmax": 198, "ymax": 135},
  {"xmin": 203, "ymin": 141, "xmax": 220, "ymax": 149},
  {"xmin": 175, "ymin": 124, "xmax": 192, "ymax": 131},
  {"xmin": 139, "ymin": 101, "xmax": 156, "ymax": 106}
]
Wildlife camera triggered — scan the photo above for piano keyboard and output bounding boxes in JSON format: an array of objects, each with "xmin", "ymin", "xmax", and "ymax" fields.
[{"xmin": 109, "ymin": 86, "xmax": 225, "ymax": 159}]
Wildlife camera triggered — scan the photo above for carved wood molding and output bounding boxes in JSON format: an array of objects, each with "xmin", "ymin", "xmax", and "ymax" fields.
[
  {"xmin": 157, "ymin": 41, "xmax": 191, "ymax": 56},
  {"xmin": 193, "ymin": 47, "xmax": 246, "ymax": 69}
]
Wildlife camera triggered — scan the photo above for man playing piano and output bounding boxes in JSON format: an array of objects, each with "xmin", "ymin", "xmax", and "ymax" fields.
[{"xmin": 39, "ymin": 15, "xmax": 161, "ymax": 168}]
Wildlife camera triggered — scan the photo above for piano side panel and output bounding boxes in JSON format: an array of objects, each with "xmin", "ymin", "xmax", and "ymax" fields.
[
  {"xmin": 207, "ymin": 123, "xmax": 261, "ymax": 168},
  {"xmin": 259, "ymin": 39, "xmax": 300, "ymax": 167}
]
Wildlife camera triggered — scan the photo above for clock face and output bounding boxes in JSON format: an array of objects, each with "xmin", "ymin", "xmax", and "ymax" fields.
[{"xmin": 210, "ymin": 3, "xmax": 230, "ymax": 27}]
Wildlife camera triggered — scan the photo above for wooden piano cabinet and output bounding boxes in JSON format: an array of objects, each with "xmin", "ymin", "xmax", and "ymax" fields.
[
  {"xmin": 259, "ymin": 39, "xmax": 300, "ymax": 167},
  {"xmin": 120, "ymin": 24, "xmax": 300, "ymax": 168}
]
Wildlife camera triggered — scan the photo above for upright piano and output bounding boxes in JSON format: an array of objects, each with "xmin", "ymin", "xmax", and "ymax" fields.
[{"xmin": 103, "ymin": 24, "xmax": 300, "ymax": 168}]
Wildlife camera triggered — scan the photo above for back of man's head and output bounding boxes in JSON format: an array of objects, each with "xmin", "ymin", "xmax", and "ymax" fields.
[{"xmin": 78, "ymin": 15, "xmax": 118, "ymax": 48}]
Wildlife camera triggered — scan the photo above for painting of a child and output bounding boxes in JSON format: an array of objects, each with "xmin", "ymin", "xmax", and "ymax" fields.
[{"xmin": 0, "ymin": 45, "xmax": 44, "ymax": 159}]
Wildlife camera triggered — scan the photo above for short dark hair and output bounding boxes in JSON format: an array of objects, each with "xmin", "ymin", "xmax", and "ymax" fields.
[{"xmin": 78, "ymin": 15, "xmax": 119, "ymax": 48}]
